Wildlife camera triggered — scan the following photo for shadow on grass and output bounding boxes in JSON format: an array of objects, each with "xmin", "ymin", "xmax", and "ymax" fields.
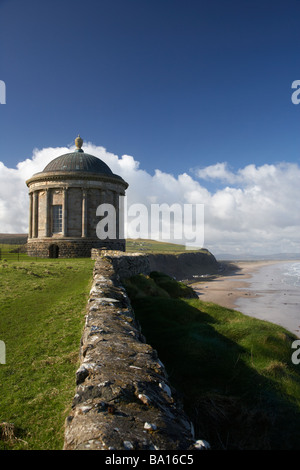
[{"xmin": 130, "ymin": 295, "xmax": 300, "ymax": 450}]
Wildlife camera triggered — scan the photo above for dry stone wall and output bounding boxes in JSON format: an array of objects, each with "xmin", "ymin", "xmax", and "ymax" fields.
[
  {"xmin": 91, "ymin": 249, "xmax": 151, "ymax": 278},
  {"xmin": 64, "ymin": 250, "xmax": 218, "ymax": 450},
  {"xmin": 64, "ymin": 253, "xmax": 196, "ymax": 450}
]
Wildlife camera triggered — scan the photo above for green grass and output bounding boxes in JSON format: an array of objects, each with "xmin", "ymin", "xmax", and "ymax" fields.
[
  {"xmin": 123, "ymin": 272, "xmax": 300, "ymax": 450},
  {"xmin": 123, "ymin": 271, "xmax": 197, "ymax": 300},
  {"xmin": 0, "ymin": 244, "xmax": 29, "ymax": 261},
  {"xmin": 125, "ymin": 238, "xmax": 208, "ymax": 254},
  {"xmin": 0, "ymin": 258, "xmax": 94, "ymax": 449},
  {"xmin": 0, "ymin": 244, "xmax": 25, "ymax": 250}
]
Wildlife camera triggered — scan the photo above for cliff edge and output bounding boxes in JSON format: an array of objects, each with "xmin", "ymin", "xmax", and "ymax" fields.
[{"xmin": 148, "ymin": 250, "xmax": 219, "ymax": 280}]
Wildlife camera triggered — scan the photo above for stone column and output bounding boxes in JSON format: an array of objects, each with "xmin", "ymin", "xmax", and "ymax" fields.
[
  {"xmin": 28, "ymin": 193, "xmax": 33, "ymax": 239},
  {"xmin": 62, "ymin": 187, "xmax": 68, "ymax": 237},
  {"xmin": 82, "ymin": 189, "xmax": 87, "ymax": 238},
  {"xmin": 118, "ymin": 192, "xmax": 126, "ymax": 240},
  {"xmin": 45, "ymin": 189, "xmax": 51, "ymax": 237},
  {"xmin": 113, "ymin": 191, "xmax": 119, "ymax": 240},
  {"xmin": 32, "ymin": 191, "xmax": 39, "ymax": 238}
]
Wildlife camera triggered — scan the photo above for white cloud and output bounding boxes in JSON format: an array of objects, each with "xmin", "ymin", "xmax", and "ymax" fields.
[
  {"xmin": 0, "ymin": 142, "xmax": 300, "ymax": 256},
  {"xmin": 196, "ymin": 162, "xmax": 236, "ymax": 184}
]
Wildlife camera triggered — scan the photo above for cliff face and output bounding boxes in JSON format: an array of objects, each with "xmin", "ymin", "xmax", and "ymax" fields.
[
  {"xmin": 91, "ymin": 249, "xmax": 220, "ymax": 281},
  {"xmin": 148, "ymin": 250, "xmax": 219, "ymax": 281}
]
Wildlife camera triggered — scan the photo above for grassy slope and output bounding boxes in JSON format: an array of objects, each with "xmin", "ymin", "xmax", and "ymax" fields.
[
  {"xmin": 0, "ymin": 258, "xmax": 94, "ymax": 449},
  {"xmin": 123, "ymin": 273, "xmax": 300, "ymax": 450},
  {"xmin": 125, "ymin": 238, "xmax": 206, "ymax": 254}
]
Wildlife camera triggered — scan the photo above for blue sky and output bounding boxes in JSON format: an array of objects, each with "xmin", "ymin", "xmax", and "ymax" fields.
[
  {"xmin": 1, "ymin": 0, "xmax": 300, "ymax": 255},
  {"xmin": 1, "ymin": 0, "xmax": 300, "ymax": 175}
]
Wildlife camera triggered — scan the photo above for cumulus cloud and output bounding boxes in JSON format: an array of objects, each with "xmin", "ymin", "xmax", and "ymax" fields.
[
  {"xmin": 196, "ymin": 162, "xmax": 236, "ymax": 184},
  {"xmin": 0, "ymin": 141, "xmax": 299, "ymax": 256}
]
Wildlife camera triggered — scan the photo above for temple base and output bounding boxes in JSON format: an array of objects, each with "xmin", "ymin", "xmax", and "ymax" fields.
[{"xmin": 26, "ymin": 238, "xmax": 126, "ymax": 258}]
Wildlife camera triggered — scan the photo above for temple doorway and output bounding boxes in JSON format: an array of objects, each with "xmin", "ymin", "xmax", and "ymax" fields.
[{"xmin": 49, "ymin": 244, "xmax": 59, "ymax": 258}]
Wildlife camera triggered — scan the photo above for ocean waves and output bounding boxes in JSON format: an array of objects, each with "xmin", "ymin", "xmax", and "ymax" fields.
[{"xmin": 283, "ymin": 262, "xmax": 300, "ymax": 288}]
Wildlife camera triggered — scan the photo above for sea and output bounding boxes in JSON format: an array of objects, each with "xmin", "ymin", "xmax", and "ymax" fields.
[
  {"xmin": 234, "ymin": 261, "xmax": 300, "ymax": 338},
  {"xmin": 283, "ymin": 262, "xmax": 300, "ymax": 288}
]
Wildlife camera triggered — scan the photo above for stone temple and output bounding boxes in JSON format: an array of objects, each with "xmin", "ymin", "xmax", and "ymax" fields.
[{"xmin": 26, "ymin": 136, "xmax": 128, "ymax": 258}]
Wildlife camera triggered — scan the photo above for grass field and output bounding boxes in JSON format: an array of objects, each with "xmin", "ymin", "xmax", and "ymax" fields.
[
  {"xmin": 0, "ymin": 258, "xmax": 94, "ymax": 449},
  {"xmin": 125, "ymin": 238, "xmax": 206, "ymax": 254},
  {"xmin": 1, "ymin": 251, "xmax": 300, "ymax": 450},
  {"xmin": 123, "ymin": 273, "xmax": 300, "ymax": 450},
  {"xmin": 0, "ymin": 244, "xmax": 28, "ymax": 261}
]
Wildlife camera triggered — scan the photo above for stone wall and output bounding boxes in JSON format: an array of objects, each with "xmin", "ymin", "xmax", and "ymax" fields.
[
  {"xmin": 91, "ymin": 249, "xmax": 151, "ymax": 278},
  {"xmin": 63, "ymin": 254, "xmax": 197, "ymax": 450},
  {"xmin": 63, "ymin": 250, "xmax": 217, "ymax": 450},
  {"xmin": 27, "ymin": 239, "xmax": 126, "ymax": 258}
]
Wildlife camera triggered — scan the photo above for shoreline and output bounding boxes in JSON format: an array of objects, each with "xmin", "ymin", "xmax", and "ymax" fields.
[
  {"xmin": 190, "ymin": 260, "xmax": 282, "ymax": 310},
  {"xmin": 190, "ymin": 259, "xmax": 300, "ymax": 338}
]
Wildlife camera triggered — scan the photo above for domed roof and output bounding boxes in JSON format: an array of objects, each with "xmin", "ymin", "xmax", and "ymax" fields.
[
  {"xmin": 42, "ymin": 135, "xmax": 114, "ymax": 176},
  {"xmin": 43, "ymin": 149, "xmax": 114, "ymax": 175},
  {"xmin": 26, "ymin": 136, "xmax": 128, "ymax": 189}
]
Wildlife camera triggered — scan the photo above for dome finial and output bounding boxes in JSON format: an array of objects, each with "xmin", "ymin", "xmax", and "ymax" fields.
[{"xmin": 75, "ymin": 134, "xmax": 83, "ymax": 150}]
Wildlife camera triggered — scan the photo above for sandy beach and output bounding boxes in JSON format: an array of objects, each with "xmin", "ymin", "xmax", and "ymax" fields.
[
  {"xmin": 191, "ymin": 260, "xmax": 278, "ymax": 309},
  {"xmin": 191, "ymin": 260, "xmax": 300, "ymax": 338}
]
